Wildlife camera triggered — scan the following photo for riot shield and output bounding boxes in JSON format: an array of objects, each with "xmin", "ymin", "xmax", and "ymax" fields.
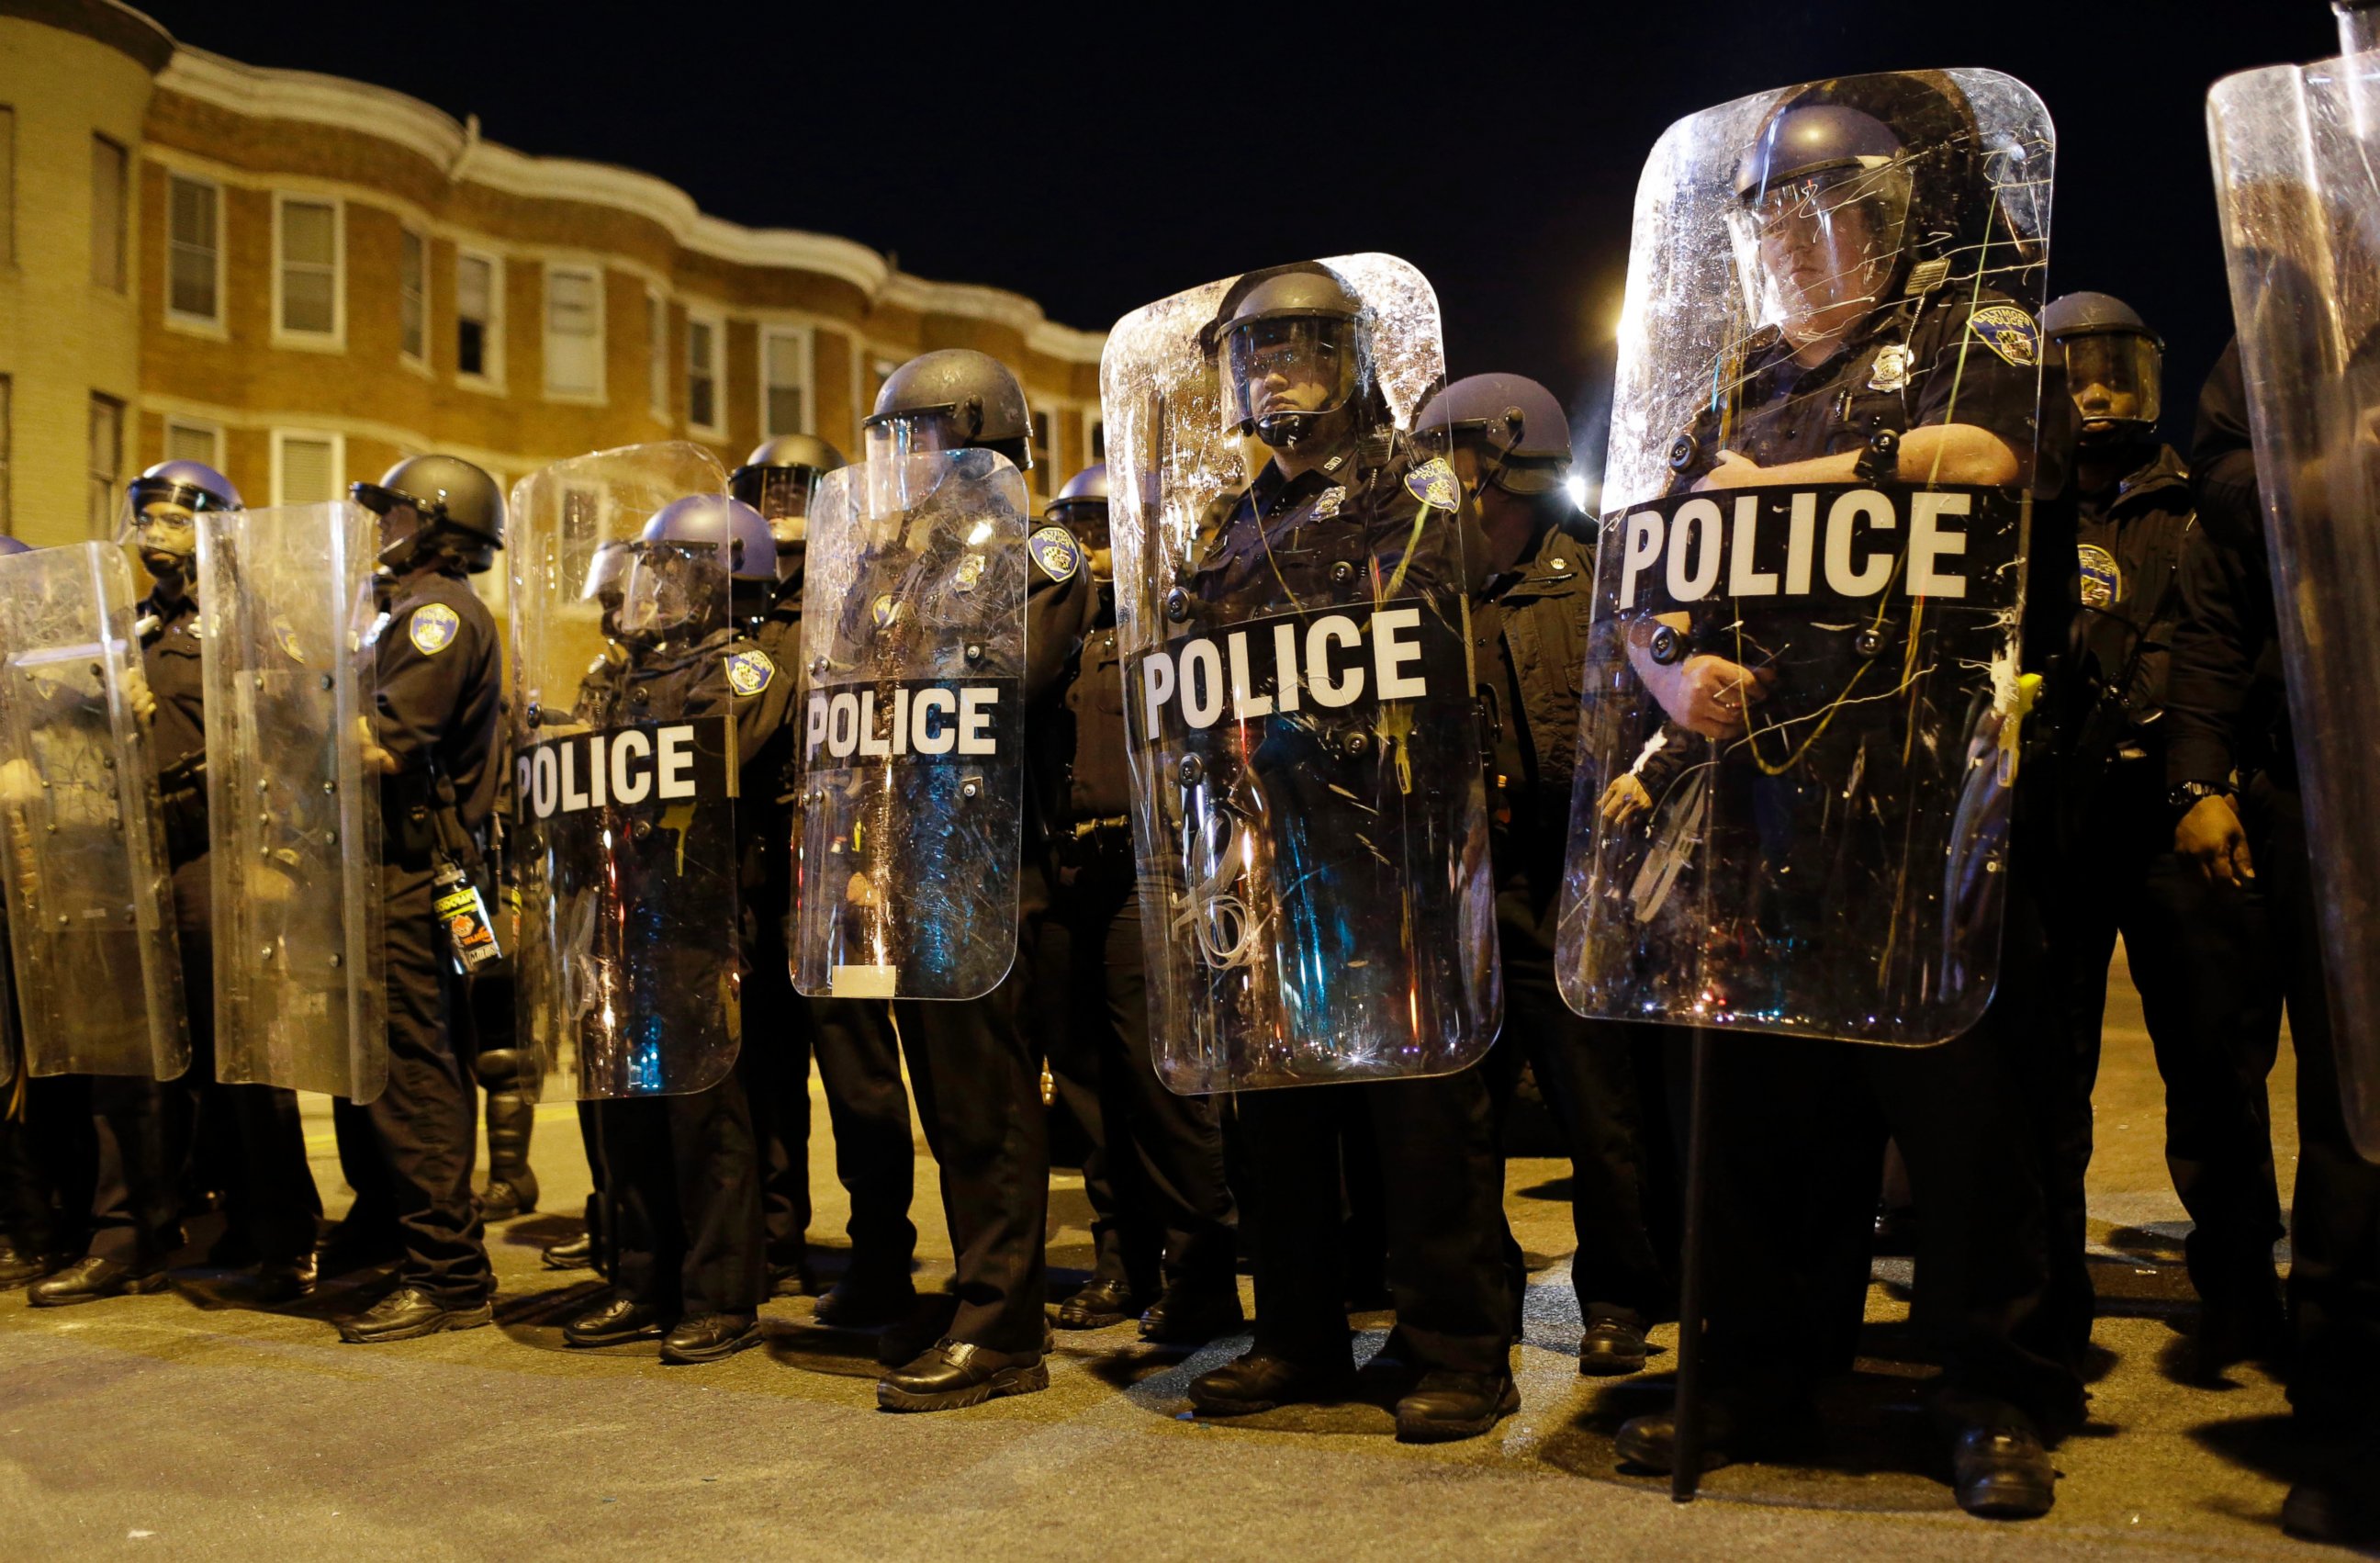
[
  {"xmin": 2209, "ymin": 51, "xmax": 2380, "ymax": 1159},
  {"xmin": 510, "ymin": 443, "xmax": 741, "ymax": 1098},
  {"xmin": 1555, "ymin": 71, "xmax": 2054, "ymax": 1047},
  {"xmin": 0, "ymin": 543, "xmax": 187, "ymax": 1078},
  {"xmin": 1102, "ymin": 254, "xmax": 1498, "ymax": 1094},
  {"xmin": 792, "ymin": 448, "xmax": 1027, "ymax": 1000},
  {"xmin": 196, "ymin": 501, "xmax": 386, "ymax": 1101}
]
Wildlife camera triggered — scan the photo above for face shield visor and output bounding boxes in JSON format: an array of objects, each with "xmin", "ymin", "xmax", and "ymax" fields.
[
  {"xmin": 616, "ymin": 541, "xmax": 718, "ymax": 647},
  {"xmin": 744, "ymin": 467, "xmax": 823, "ymax": 551},
  {"xmin": 1224, "ymin": 316, "xmax": 1359, "ymax": 445},
  {"xmin": 1727, "ymin": 160, "xmax": 1914, "ymax": 345},
  {"xmin": 2059, "ymin": 332, "xmax": 2163, "ymax": 437}
]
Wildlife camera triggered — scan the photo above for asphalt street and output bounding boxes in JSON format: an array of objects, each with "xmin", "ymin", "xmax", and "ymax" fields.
[{"xmin": 0, "ymin": 945, "xmax": 2343, "ymax": 1561}]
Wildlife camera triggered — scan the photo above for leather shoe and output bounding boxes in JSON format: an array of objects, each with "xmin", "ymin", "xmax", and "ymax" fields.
[
  {"xmin": 337, "ymin": 1285, "xmax": 493, "ymax": 1343},
  {"xmin": 1188, "ymin": 1350, "xmax": 1356, "ymax": 1416},
  {"xmin": 1139, "ymin": 1286, "xmax": 1246, "ymax": 1344},
  {"xmin": 877, "ymin": 1338, "xmax": 1048, "ymax": 1411},
  {"xmin": 0, "ymin": 1243, "xmax": 67, "ymax": 1289},
  {"xmin": 541, "ymin": 1233, "xmax": 596, "ymax": 1272},
  {"xmin": 564, "ymin": 1295, "xmax": 670, "ymax": 1347},
  {"xmin": 814, "ymin": 1269, "xmax": 920, "ymax": 1331},
  {"xmin": 1615, "ymin": 1400, "xmax": 1741, "ymax": 1474},
  {"xmin": 1395, "ymin": 1369, "xmax": 1520, "ymax": 1444},
  {"xmin": 1578, "ymin": 1314, "xmax": 1648, "ymax": 1377},
  {"xmin": 29, "ymin": 1256, "xmax": 168, "ymax": 1308},
  {"xmin": 1948, "ymin": 1423, "xmax": 2057, "ymax": 1519},
  {"xmin": 662, "ymin": 1312, "xmax": 760, "ymax": 1364},
  {"xmin": 477, "ymin": 1174, "xmax": 539, "ymax": 1223},
  {"xmin": 248, "ymin": 1255, "xmax": 318, "ymax": 1306},
  {"xmin": 1056, "ymin": 1276, "xmax": 1139, "ymax": 1330}
]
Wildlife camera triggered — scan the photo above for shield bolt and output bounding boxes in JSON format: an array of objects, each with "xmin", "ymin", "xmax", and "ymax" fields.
[
  {"xmin": 964, "ymin": 643, "xmax": 983, "ymax": 665},
  {"xmin": 320, "ymin": 674, "xmax": 335, "ymax": 691},
  {"xmin": 1177, "ymin": 754, "xmax": 1203, "ymax": 786},
  {"xmin": 1165, "ymin": 588, "xmax": 1189, "ymax": 623},
  {"xmin": 1648, "ymin": 625, "xmax": 1684, "ymax": 666},
  {"xmin": 1854, "ymin": 629, "xmax": 1884, "ymax": 658},
  {"xmin": 1340, "ymin": 729, "xmax": 1371, "ymax": 759},
  {"xmin": 960, "ymin": 779, "xmax": 981, "ymax": 801},
  {"xmin": 812, "ymin": 657, "xmax": 829, "ymax": 678},
  {"xmin": 1330, "ymin": 560, "xmax": 1354, "ymax": 586},
  {"xmin": 525, "ymin": 703, "xmax": 544, "ymax": 728},
  {"xmin": 329, "ymin": 952, "xmax": 342, "ymax": 968}
]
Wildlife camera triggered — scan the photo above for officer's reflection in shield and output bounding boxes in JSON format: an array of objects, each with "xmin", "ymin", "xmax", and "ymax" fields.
[
  {"xmin": 1182, "ymin": 264, "xmax": 1476, "ymax": 1067},
  {"xmin": 1606, "ymin": 75, "xmax": 2040, "ymax": 1012}
]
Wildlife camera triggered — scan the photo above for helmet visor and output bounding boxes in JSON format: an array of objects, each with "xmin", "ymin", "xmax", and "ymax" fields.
[
  {"xmin": 1224, "ymin": 317, "xmax": 1357, "ymax": 436},
  {"xmin": 2060, "ymin": 332, "xmax": 2162, "ymax": 431},
  {"xmin": 1726, "ymin": 161, "xmax": 1913, "ymax": 343},
  {"xmin": 863, "ymin": 409, "xmax": 969, "ymax": 468},
  {"xmin": 617, "ymin": 542, "xmax": 713, "ymax": 641},
  {"xmin": 1047, "ymin": 499, "xmax": 1109, "ymax": 552},
  {"xmin": 745, "ymin": 467, "xmax": 820, "ymax": 546}
]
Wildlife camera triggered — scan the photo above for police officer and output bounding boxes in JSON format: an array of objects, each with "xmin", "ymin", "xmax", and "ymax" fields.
[
  {"xmin": 558, "ymin": 495, "xmax": 791, "ymax": 1363},
  {"xmin": 464, "ymin": 737, "xmax": 536, "ymax": 1226},
  {"xmin": 28, "ymin": 463, "xmax": 325, "ymax": 1308},
  {"xmin": 728, "ymin": 437, "xmax": 920, "ymax": 1321},
  {"xmin": 2038, "ymin": 295, "xmax": 2285, "ymax": 1369},
  {"xmin": 329, "ymin": 455, "xmax": 504, "ymax": 1342},
  {"xmin": 1178, "ymin": 266, "xmax": 1518, "ymax": 1443},
  {"xmin": 2170, "ymin": 339, "xmax": 2380, "ymax": 1545},
  {"xmin": 1418, "ymin": 376, "xmax": 1680, "ymax": 1375},
  {"xmin": 1605, "ymin": 77, "xmax": 2082, "ymax": 1517},
  {"xmin": 1027, "ymin": 463, "xmax": 1242, "ymax": 1341},
  {"xmin": 864, "ymin": 349, "xmax": 1081, "ymax": 1411}
]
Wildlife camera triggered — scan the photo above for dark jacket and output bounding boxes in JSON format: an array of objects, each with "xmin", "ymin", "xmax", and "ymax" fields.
[{"xmin": 1475, "ymin": 519, "xmax": 1595, "ymax": 889}]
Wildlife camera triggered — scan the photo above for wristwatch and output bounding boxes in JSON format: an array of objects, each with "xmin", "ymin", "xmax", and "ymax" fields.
[{"xmin": 2166, "ymin": 780, "xmax": 2233, "ymax": 810}]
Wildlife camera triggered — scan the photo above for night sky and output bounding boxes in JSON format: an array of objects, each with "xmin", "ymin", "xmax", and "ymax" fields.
[{"xmin": 138, "ymin": 2, "xmax": 2338, "ymax": 463}]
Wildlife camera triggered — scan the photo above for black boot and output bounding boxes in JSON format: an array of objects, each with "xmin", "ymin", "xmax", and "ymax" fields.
[
  {"xmin": 1947, "ymin": 1422, "xmax": 2058, "ymax": 1519},
  {"xmin": 1187, "ymin": 1350, "xmax": 1356, "ymax": 1416},
  {"xmin": 1577, "ymin": 1312, "xmax": 1648, "ymax": 1377},
  {"xmin": 479, "ymin": 1090, "xmax": 540, "ymax": 1221},
  {"xmin": 1394, "ymin": 1369, "xmax": 1520, "ymax": 1443},
  {"xmin": 1055, "ymin": 1275, "xmax": 1139, "ymax": 1330},
  {"xmin": 877, "ymin": 1339, "xmax": 1048, "ymax": 1411},
  {"xmin": 28, "ymin": 1256, "xmax": 169, "ymax": 1308}
]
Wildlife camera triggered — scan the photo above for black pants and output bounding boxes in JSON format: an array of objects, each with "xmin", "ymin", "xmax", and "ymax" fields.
[
  {"xmin": 1031, "ymin": 848, "xmax": 1236, "ymax": 1299},
  {"xmin": 888, "ymin": 866, "xmax": 1050, "ymax": 1355},
  {"xmin": 1485, "ymin": 880, "xmax": 1678, "ymax": 1327},
  {"xmin": 743, "ymin": 930, "xmax": 812, "ymax": 1276},
  {"xmin": 601, "ymin": 1054, "xmax": 764, "ymax": 1319},
  {"xmin": 1, "ymin": 1073, "xmax": 94, "ymax": 1259},
  {"xmin": 1690, "ymin": 861, "xmax": 2084, "ymax": 1434},
  {"xmin": 1239, "ymin": 1066, "xmax": 1512, "ymax": 1376},
  {"xmin": 87, "ymin": 858, "xmax": 320, "ymax": 1268},
  {"xmin": 2245, "ymin": 775, "xmax": 2380, "ymax": 1434},
  {"xmin": 2051, "ymin": 762, "xmax": 2285, "ymax": 1333},
  {"xmin": 331, "ymin": 860, "xmax": 490, "ymax": 1302}
]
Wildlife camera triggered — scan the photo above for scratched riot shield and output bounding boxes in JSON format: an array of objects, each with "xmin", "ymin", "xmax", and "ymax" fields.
[
  {"xmin": 197, "ymin": 501, "xmax": 386, "ymax": 1101},
  {"xmin": 1103, "ymin": 255, "xmax": 1498, "ymax": 1093},
  {"xmin": 1555, "ymin": 71, "xmax": 2054, "ymax": 1046},
  {"xmin": 2210, "ymin": 46, "xmax": 2380, "ymax": 1158},
  {"xmin": 510, "ymin": 442, "xmax": 741, "ymax": 1097},
  {"xmin": 793, "ymin": 448, "xmax": 1027, "ymax": 1001},
  {"xmin": 0, "ymin": 543, "xmax": 187, "ymax": 1078}
]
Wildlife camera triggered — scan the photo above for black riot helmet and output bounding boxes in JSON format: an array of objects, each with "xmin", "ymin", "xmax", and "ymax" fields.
[
  {"xmin": 1210, "ymin": 264, "xmax": 1366, "ymax": 450},
  {"xmin": 1417, "ymin": 374, "xmax": 1573, "ymax": 497},
  {"xmin": 1047, "ymin": 463, "xmax": 1109, "ymax": 551},
  {"xmin": 353, "ymin": 454, "xmax": 505, "ymax": 576},
  {"xmin": 2042, "ymin": 291, "xmax": 2163, "ymax": 445},
  {"xmin": 731, "ymin": 434, "xmax": 845, "ymax": 528},
  {"xmin": 865, "ymin": 350, "xmax": 1032, "ymax": 472}
]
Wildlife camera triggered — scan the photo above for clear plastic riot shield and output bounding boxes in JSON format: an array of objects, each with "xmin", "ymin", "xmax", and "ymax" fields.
[
  {"xmin": 793, "ymin": 449, "xmax": 1027, "ymax": 1000},
  {"xmin": 2210, "ymin": 51, "xmax": 2380, "ymax": 1159},
  {"xmin": 1555, "ymin": 71, "xmax": 2054, "ymax": 1046},
  {"xmin": 0, "ymin": 543, "xmax": 187, "ymax": 1078},
  {"xmin": 510, "ymin": 443, "xmax": 741, "ymax": 1098},
  {"xmin": 1103, "ymin": 255, "xmax": 1498, "ymax": 1094},
  {"xmin": 197, "ymin": 502, "xmax": 386, "ymax": 1101}
]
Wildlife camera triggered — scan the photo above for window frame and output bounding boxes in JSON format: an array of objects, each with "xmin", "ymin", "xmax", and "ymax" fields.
[
  {"xmin": 0, "ymin": 373, "xmax": 12, "ymax": 535},
  {"xmin": 162, "ymin": 416, "xmax": 224, "ymax": 471},
  {"xmin": 758, "ymin": 322, "xmax": 815, "ymax": 442},
  {"xmin": 454, "ymin": 245, "xmax": 504, "ymax": 391},
  {"xmin": 270, "ymin": 191, "xmax": 345, "ymax": 351},
  {"xmin": 90, "ymin": 133, "xmax": 127, "ymax": 294},
  {"xmin": 646, "ymin": 287, "xmax": 670, "ymax": 423},
  {"xmin": 684, "ymin": 307, "xmax": 724, "ymax": 438},
  {"xmin": 163, "ymin": 170, "xmax": 226, "ymax": 334},
  {"xmin": 398, "ymin": 223, "xmax": 431, "ymax": 372},
  {"xmin": 87, "ymin": 392, "xmax": 125, "ymax": 540},
  {"xmin": 1, "ymin": 105, "xmax": 17, "ymax": 270},
  {"xmin": 541, "ymin": 260, "xmax": 606, "ymax": 403},
  {"xmin": 269, "ymin": 427, "xmax": 347, "ymax": 508}
]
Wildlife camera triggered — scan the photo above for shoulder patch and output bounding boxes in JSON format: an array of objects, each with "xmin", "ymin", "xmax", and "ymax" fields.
[
  {"xmin": 871, "ymin": 592, "xmax": 901, "ymax": 630},
  {"xmin": 724, "ymin": 648, "xmax": 775, "ymax": 698},
  {"xmin": 2077, "ymin": 544, "xmax": 2122, "ymax": 610},
  {"xmin": 409, "ymin": 602, "xmax": 461, "ymax": 657},
  {"xmin": 1967, "ymin": 305, "xmax": 2039, "ymax": 368},
  {"xmin": 1028, "ymin": 525, "xmax": 1080, "ymax": 583},
  {"xmin": 1406, "ymin": 455, "xmax": 1461, "ymax": 512}
]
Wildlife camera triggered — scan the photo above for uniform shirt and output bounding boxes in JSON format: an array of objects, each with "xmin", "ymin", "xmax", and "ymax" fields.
[
  {"xmin": 138, "ymin": 588, "xmax": 206, "ymax": 779},
  {"xmin": 1191, "ymin": 429, "xmax": 1466, "ymax": 611},
  {"xmin": 2066, "ymin": 443, "xmax": 2194, "ymax": 770},
  {"xmin": 1472, "ymin": 522, "xmax": 1595, "ymax": 891},
  {"xmin": 1047, "ymin": 581, "xmax": 1132, "ymax": 826},
  {"xmin": 375, "ymin": 566, "xmax": 502, "ymax": 831},
  {"xmin": 740, "ymin": 581, "xmax": 806, "ymax": 928}
]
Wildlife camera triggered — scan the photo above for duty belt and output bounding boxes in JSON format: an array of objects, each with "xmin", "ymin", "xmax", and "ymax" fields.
[{"xmin": 1070, "ymin": 815, "xmax": 1130, "ymax": 840}]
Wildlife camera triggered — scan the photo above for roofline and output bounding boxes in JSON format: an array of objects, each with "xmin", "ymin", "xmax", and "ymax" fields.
[{"xmin": 0, "ymin": 0, "xmax": 176, "ymax": 73}]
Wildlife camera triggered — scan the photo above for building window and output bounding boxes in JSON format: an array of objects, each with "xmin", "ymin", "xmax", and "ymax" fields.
[
  {"xmin": 1030, "ymin": 410, "xmax": 1054, "ymax": 484},
  {"xmin": 1090, "ymin": 419, "xmax": 1106, "ymax": 462},
  {"xmin": 87, "ymin": 394, "xmax": 123, "ymax": 538},
  {"xmin": 0, "ymin": 375, "xmax": 11, "ymax": 534},
  {"xmin": 544, "ymin": 264, "xmax": 603, "ymax": 399},
  {"xmin": 163, "ymin": 417, "xmax": 221, "ymax": 469},
  {"xmin": 646, "ymin": 291, "xmax": 668, "ymax": 421},
  {"xmin": 1, "ymin": 107, "xmax": 16, "ymax": 267},
  {"xmin": 456, "ymin": 250, "xmax": 500, "ymax": 382},
  {"xmin": 165, "ymin": 174, "xmax": 220, "ymax": 326},
  {"xmin": 90, "ymin": 134, "xmax": 126, "ymax": 292},
  {"xmin": 761, "ymin": 325, "xmax": 811, "ymax": 439},
  {"xmin": 686, "ymin": 312, "xmax": 721, "ymax": 434},
  {"xmin": 270, "ymin": 430, "xmax": 344, "ymax": 506},
  {"xmin": 399, "ymin": 228, "xmax": 428, "ymax": 365},
  {"xmin": 274, "ymin": 195, "xmax": 342, "ymax": 343}
]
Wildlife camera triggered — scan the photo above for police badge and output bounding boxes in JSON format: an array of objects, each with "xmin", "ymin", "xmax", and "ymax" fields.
[{"xmin": 1868, "ymin": 343, "xmax": 1913, "ymax": 392}]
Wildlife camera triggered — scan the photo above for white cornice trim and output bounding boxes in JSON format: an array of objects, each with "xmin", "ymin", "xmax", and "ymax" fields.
[{"xmin": 152, "ymin": 45, "xmax": 1106, "ymax": 364}]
